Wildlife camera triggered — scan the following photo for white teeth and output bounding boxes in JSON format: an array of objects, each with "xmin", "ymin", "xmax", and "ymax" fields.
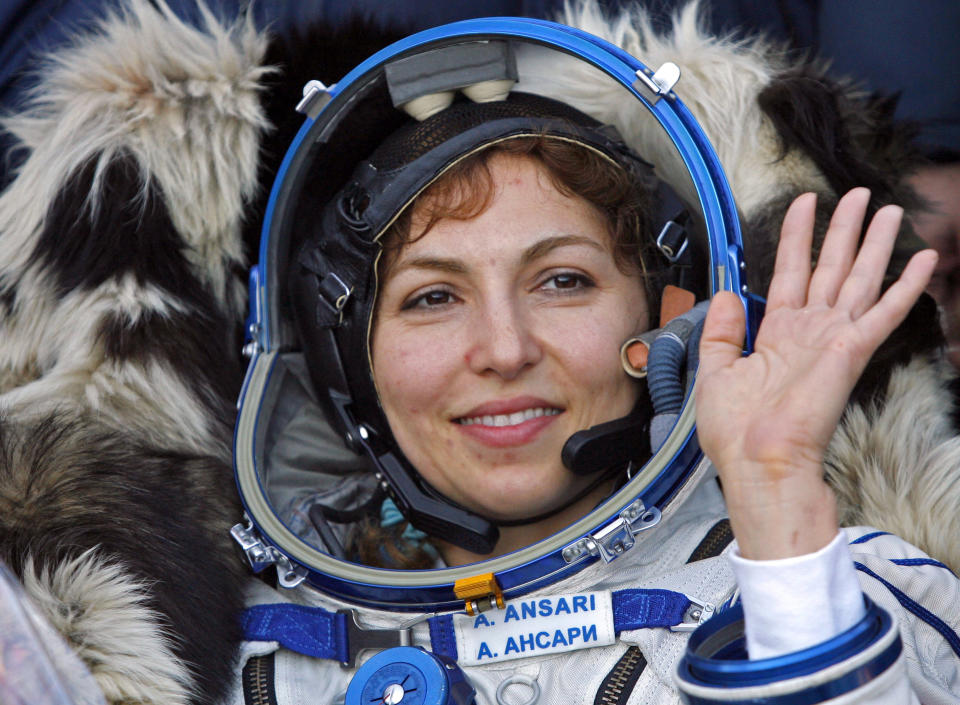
[{"xmin": 458, "ymin": 407, "xmax": 560, "ymax": 426}]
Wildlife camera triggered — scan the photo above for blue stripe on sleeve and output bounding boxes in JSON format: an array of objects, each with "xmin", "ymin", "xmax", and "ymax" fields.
[
  {"xmin": 849, "ymin": 531, "xmax": 891, "ymax": 545},
  {"xmin": 890, "ymin": 558, "xmax": 956, "ymax": 576},
  {"xmin": 855, "ymin": 561, "xmax": 960, "ymax": 658}
]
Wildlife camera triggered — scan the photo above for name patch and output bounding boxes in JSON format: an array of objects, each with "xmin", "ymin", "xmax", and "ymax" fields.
[{"xmin": 453, "ymin": 591, "xmax": 615, "ymax": 666}]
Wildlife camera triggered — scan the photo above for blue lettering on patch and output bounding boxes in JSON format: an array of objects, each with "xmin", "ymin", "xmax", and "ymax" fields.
[
  {"xmin": 538, "ymin": 599, "xmax": 553, "ymax": 617},
  {"xmin": 519, "ymin": 633, "xmax": 535, "ymax": 652},
  {"xmin": 521, "ymin": 600, "xmax": 537, "ymax": 619},
  {"xmin": 554, "ymin": 598, "xmax": 571, "ymax": 615},
  {"xmin": 497, "ymin": 623, "xmax": 601, "ymax": 656},
  {"xmin": 573, "ymin": 595, "xmax": 587, "ymax": 612},
  {"xmin": 503, "ymin": 604, "xmax": 520, "ymax": 623},
  {"xmin": 474, "ymin": 614, "xmax": 492, "ymax": 628},
  {"xmin": 477, "ymin": 642, "xmax": 494, "ymax": 660}
]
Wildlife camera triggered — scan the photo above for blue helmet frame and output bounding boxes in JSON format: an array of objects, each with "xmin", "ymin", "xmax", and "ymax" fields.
[{"xmin": 234, "ymin": 17, "xmax": 756, "ymax": 611}]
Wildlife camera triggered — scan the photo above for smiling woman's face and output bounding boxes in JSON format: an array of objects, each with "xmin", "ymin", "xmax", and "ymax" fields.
[{"xmin": 371, "ymin": 152, "xmax": 649, "ymax": 538}]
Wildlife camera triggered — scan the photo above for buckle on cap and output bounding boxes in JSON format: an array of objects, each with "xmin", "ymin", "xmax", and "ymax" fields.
[
  {"xmin": 656, "ymin": 220, "xmax": 689, "ymax": 263},
  {"xmin": 318, "ymin": 272, "xmax": 353, "ymax": 326}
]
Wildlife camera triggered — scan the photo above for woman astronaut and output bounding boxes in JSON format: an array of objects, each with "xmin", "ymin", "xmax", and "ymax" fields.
[{"xmin": 231, "ymin": 19, "xmax": 960, "ymax": 705}]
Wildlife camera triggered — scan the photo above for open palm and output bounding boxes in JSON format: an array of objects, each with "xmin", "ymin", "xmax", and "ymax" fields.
[{"xmin": 696, "ymin": 188, "xmax": 938, "ymax": 559}]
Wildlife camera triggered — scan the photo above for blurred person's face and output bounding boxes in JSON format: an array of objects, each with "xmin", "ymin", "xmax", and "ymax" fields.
[{"xmin": 910, "ymin": 163, "xmax": 960, "ymax": 365}]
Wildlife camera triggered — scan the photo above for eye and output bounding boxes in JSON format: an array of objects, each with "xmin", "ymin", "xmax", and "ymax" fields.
[
  {"xmin": 539, "ymin": 271, "xmax": 595, "ymax": 292},
  {"xmin": 401, "ymin": 288, "xmax": 457, "ymax": 310}
]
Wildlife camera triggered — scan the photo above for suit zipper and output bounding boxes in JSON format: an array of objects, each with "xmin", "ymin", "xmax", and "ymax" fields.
[
  {"xmin": 242, "ymin": 654, "xmax": 277, "ymax": 705},
  {"xmin": 594, "ymin": 645, "xmax": 647, "ymax": 705}
]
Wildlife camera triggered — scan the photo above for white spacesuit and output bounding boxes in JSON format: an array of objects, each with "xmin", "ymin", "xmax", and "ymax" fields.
[
  {"xmin": 232, "ymin": 472, "xmax": 960, "ymax": 704},
  {"xmin": 228, "ymin": 17, "xmax": 960, "ymax": 705}
]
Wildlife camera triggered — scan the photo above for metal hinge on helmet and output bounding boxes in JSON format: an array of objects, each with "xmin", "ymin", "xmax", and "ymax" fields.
[
  {"xmin": 231, "ymin": 519, "xmax": 308, "ymax": 588},
  {"xmin": 296, "ymin": 80, "xmax": 333, "ymax": 119},
  {"xmin": 633, "ymin": 62, "xmax": 681, "ymax": 105},
  {"xmin": 561, "ymin": 499, "xmax": 662, "ymax": 564}
]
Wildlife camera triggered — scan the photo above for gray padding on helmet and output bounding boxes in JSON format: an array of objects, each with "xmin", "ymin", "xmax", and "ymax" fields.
[
  {"xmin": 647, "ymin": 301, "xmax": 710, "ymax": 450},
  {"xmin": 261, "ymin": 354, "xmax": 374, "ymax": 520},
  {"xmin": 385, "ymin": 40, "xmax": 518, "ymax": 107}
]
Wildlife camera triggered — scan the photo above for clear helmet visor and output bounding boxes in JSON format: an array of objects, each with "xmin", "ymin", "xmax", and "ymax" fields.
[{"xmin": 234, "ymin": 18, "xmax": 753, "ymax": 611}]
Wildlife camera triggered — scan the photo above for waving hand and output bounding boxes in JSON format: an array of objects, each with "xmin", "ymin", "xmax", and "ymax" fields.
[{"xmin": 696, "ymin": 188, "xmax": 938, "ymax": 559}]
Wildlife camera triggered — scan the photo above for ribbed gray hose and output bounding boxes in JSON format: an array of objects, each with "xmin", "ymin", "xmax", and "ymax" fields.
[{"xmin": 647, "ymin": 301, "xmax": 709, "ymax": 450}]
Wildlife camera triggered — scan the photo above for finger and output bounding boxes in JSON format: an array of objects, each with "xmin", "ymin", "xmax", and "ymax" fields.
[
  {"xmin": 766, "ymin": 192, "xmax": 817, "ymax": 310},
  {"xmin": 808, "ymin": 188, "xmax": 871, "ymax": 306},
  {"xmin": 697, "ymin": 291, "xmax": 746, "ymax": 379},
  {"xmin": 856, "ymin": 248, "xmax": 938, "ymax": 348},
  {"xmin": 835, "ymin": 204, "xmax": 904, "ymax": 318}
]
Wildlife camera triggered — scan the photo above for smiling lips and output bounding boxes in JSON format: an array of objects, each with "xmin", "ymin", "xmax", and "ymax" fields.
[
  {"xmin": 454, "ymin": 401, "xmax": 563, "ymax": 448},
  {"xmin": 458, "ymin": 407, "xmax": 561, "ymax": 426}
]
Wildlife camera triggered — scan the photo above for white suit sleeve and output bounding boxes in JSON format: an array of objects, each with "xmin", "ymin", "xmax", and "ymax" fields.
[
  {"xmin": 674, "ymin": 530, "xmax": 931, "ymax": 704},
  {"xmin": 729, "ymin": 530, "xmax": 865, "ymax": 659}
]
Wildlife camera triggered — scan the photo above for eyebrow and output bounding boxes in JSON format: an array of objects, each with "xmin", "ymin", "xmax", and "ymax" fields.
[
  {"xmin": 394, "ymin": 235, "xmax": 606, "ymax": 275},
  {"xmin": 393, "ymin": 256, "xmax": 469, "ymax": 275},
  {"xmin": 519, "ymin": 234, "xmax": 606, "ymax": 267}
]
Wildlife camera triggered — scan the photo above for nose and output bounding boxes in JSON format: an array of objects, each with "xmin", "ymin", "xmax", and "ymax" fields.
[{"xmin": 468, "ymin": 300, "xmax": 542, "ymax": 380}]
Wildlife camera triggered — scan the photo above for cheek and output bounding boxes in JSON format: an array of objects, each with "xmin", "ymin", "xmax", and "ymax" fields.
[
  {"xmin": 372, "ymin": 334, "xmax": 456, "ymax": 421},
  {"xmin": 557, "ymin": 307, "xmax": 643, "ymax": 403},
  {"xmin": 565, "ymin": 333, "xmax": 625, "ymax": 389}
]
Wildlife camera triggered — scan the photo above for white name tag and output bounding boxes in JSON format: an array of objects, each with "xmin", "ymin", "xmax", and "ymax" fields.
[{"xmin": 453, "ymin": 591, "xmax": 615, "ymax": 666}]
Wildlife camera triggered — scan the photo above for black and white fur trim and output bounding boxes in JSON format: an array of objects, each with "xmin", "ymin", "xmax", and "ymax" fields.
[
  {"xmin": 0, "ymin": 411, "xmax": 245, "ymax": 705},
  {"xmin": 0, "ymin": 1, "xmax": 958, "ymax": 704},
  {"xmin": 0, "ymin": 2, "xmax": 268, "ymax": 703},
  {"xmin": 0, "ymin": 0, "xmax": 270, "ymax": 457},
  {"xmin": 20, "ymin": 550, "xmax": 193, "ymax": 705},
  {"xmin": 827, "ymin": 357, "xmax": 960, "ymax": 572}
]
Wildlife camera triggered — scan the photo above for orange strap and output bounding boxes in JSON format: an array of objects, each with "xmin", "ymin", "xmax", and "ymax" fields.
[
  {"xmin": 660, "ymin": 285, "xmax": 696, "ymax": 325},
  {"xmin": 622, "ymin": 285, "xmax": 696, "ymax": 376}
]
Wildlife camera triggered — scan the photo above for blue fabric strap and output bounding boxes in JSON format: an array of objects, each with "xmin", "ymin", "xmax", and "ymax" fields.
[
  {"xmin": 612, "ymin": 588, "xmax": 692, "ymax": 632},
  {"xmin": 429, "ymin": 613, "xmax": 458, "ymax": 660},
  {"xmin": 241, "ymin": 589, "xmax": 693, "ymax": 662},
  {"xmin": 241, "ymin": 603, "xmax": 347, "ymax": 662}
]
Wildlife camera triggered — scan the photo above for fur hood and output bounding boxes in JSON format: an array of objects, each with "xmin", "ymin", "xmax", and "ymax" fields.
[
  {"xmin": 0, "ymin": 2, "xmax": 957, "ymax": 704},
  {"xmin": 0, "ymin": 3, "xmax": 267, "ymax": 704},
  {"xmin": 0, "ymin": 0, "xmax": 269, "ymax": 457}
]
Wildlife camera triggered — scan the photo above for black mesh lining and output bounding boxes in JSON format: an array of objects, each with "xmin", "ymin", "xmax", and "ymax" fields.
[{"xmin": 341, "ymin": 92, "xmax": 654, "ymax": 247}]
